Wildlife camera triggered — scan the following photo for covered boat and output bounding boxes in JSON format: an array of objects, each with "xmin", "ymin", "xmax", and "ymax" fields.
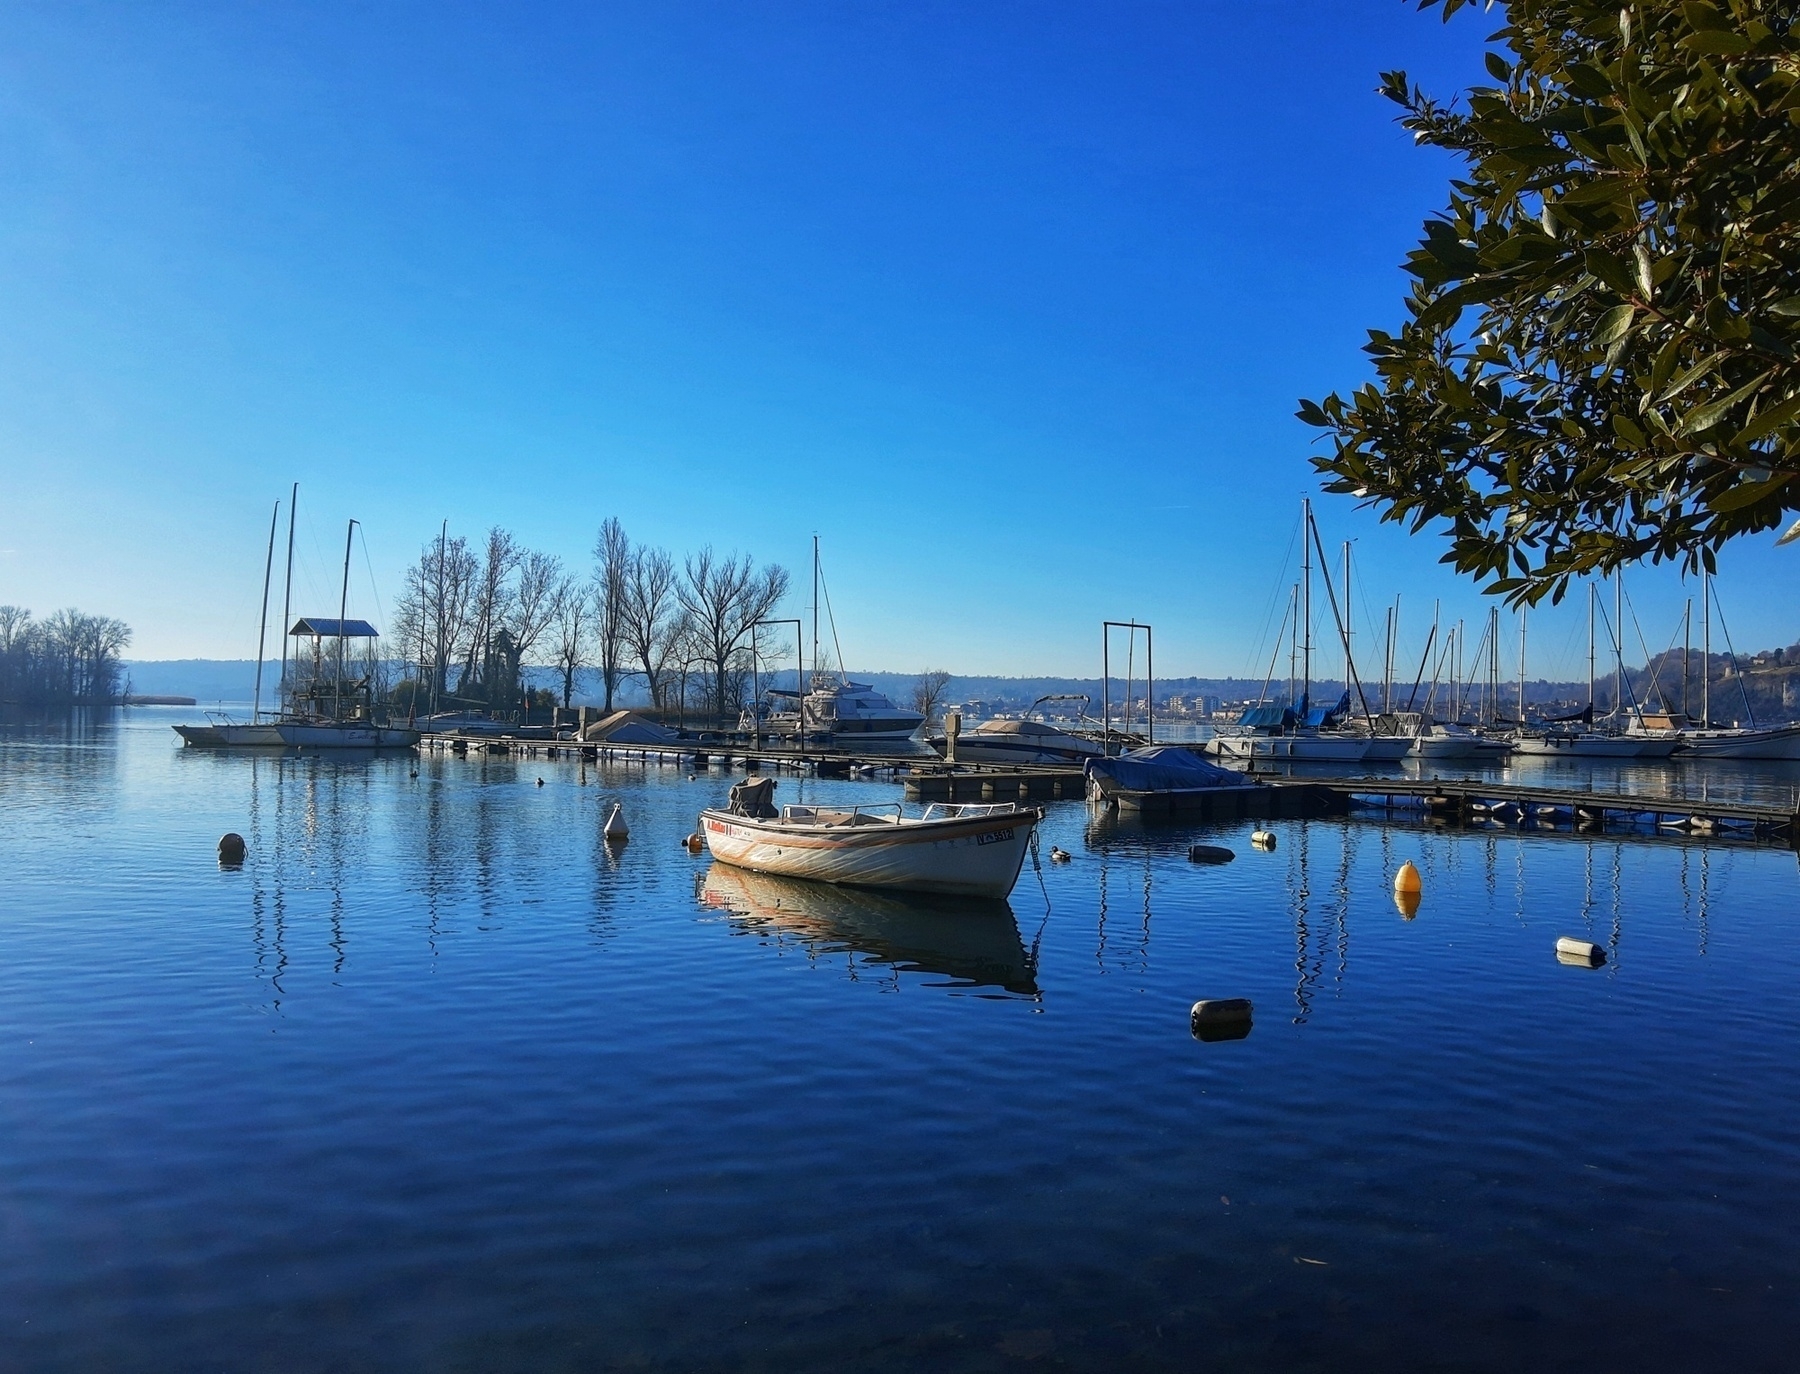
[
  {"xmin": 699, "ymin": 778, "xmax": 1040, "ymax": 898},
  {"xmin": 1085, "ymin": 746, "xmax": 1255, "ymax": 807}
]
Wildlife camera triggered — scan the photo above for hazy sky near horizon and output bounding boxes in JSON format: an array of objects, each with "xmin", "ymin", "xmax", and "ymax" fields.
[{"xmin": 2, "ymin": 2, "xmax": 1794, "ymax": 682}]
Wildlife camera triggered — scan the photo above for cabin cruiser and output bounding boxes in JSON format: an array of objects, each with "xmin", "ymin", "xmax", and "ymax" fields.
[
  {"xmin": 749, "ymin": 680, "xmax": 924, "ymax": 741},
  {"xmin": 926, "ymin": 717, "xmax": 1109, "ymax": 766}
]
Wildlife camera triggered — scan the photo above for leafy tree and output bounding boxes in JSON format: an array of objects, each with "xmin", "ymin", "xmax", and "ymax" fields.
[{"xmin": 1301, "ymin": 0, "xmax": 1800, "ymax": 604}]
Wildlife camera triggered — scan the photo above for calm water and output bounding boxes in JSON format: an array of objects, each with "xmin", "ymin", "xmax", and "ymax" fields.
[{"xmin": 3, "ymin": 708, "xmax": 1799, "ymax": 1372}]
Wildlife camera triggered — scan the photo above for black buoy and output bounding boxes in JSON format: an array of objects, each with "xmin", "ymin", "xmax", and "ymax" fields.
[
  {"xmin": 1188, "ymin": 844, "xmax": 1236, "ymax": 865},
  {"xmin": 1190, "ymin": 997, "xmax": 1253, "ymax": 1042},
  {"xmin": 218, "ymin": 832, "xmax": 247, "ymax": 866}
]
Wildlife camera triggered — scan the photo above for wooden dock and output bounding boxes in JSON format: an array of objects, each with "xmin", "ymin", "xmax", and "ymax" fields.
[
  {"xmin": 415, "ymin": 731, "xmax": 1799, "ymax": 847},
  {"xmin": 1103, "ymin": 776, "xmax": 1798, "ymax": 846}
]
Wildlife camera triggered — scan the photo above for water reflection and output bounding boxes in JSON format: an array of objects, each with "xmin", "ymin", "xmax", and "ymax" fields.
[{"xmin": 697, "ymin": 864, "xmax": 1038, "ymax": 997}]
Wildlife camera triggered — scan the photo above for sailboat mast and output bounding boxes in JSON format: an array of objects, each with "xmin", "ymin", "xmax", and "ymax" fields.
[
  {"xmin": 811, "ymin": 534, "xmax": 819, "ymax": 691},
  {"xmin": 1300, "ymin": 499, "xmax": 1312, "ymax": 711},
  {"xmin": 1702, "ymin": 570, "xmax": 1711, "ymax": 727},
  {"xmin": 1342, "ymin": 540, "xmax": 1352, "ymax": 694},
  {"xmin": 334, "ymin": 519, "xmax": 357, "ymax": 721},
  {"xmin": 1615, "ymin": 574, "xmax": 1624, "ymax": 725},
  {"xmin": 430, "ymin": 520, "xmax": 446, "ymax": 720},
  {"xmin": 1383, "ymin": 603, "xmax": 1394, "ymax": 716},
  {"xmin": 278, "ymin": 483, "xmax": 297, "ymax": 717},
  {"xmin": 1587, "ymin": 582, "xmax": 1596, "ymax": 717},
  {"xmin": 1518, "ymin": 607, "xmax": 1528, "ymax": 723},
  {"xmin": 1683, "ymin": 599, "xmax": 1691, "ymax": 721},
  {"xmin": 252, "ymin": 499, "xmax": 280, "ymax": 721}
]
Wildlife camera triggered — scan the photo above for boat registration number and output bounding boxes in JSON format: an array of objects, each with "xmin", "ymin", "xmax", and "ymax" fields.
[{"xmin": 975, "ymin": 828, "xmax": 1014, "ymax": 846}]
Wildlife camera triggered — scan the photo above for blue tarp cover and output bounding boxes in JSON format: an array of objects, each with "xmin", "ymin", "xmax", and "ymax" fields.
[
  {"xmin": 1236, "ymin": 704, "xmax": 1294, "ymax": 730},
  {"xmin": 1084, "ymin": 746, "xmax": 1247, "ymax": 793}
]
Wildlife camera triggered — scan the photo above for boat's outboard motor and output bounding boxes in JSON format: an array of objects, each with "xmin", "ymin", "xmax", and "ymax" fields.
[{"xmin": 727, "ymin": 777, "xmax": 778, "ymax": 818}]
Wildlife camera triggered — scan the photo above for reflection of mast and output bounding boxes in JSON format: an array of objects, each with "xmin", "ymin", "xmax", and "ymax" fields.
[{"xmin": 1291, "ymin": 823, "xmax": 1316, "ymax": 1023}]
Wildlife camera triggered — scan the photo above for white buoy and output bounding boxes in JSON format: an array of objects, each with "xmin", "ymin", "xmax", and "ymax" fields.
[
  {"xmin": 603, "ymin": 803, "xmax": 630, "ymax": 841},
  {"xmin": 1251, "ymin": 830, "xmax": 1277, "ymax": 849},
  {"xmin": 1556, "ymin": 936, "xmax": 1605, "ymax": 966}
]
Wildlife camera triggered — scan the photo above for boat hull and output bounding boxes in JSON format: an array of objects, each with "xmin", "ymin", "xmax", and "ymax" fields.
[
  {"xmin": 927, "ymin": 737, "xmax": 1104, "ymax": 766},
  {"xmin": 1676, "ymin": 724, "xmax": 1800, "ymax": 760},
  {"xmin": 175, "ymin": 722, "xmax": 420, "ymax": 749},
  {"xmin": 700, "ymin": 806, "xmax": 1039, "ymax": 898},
  {"xmin": 1512, "ymin": 734, "xmax": 1643, "ymax": 758},
  {"xmin": 1208, "ymin": 735, "xmax": 1371, "ymax": 763}
]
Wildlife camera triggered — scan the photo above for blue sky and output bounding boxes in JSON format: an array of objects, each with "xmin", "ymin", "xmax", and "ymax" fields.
[{"xmin": 0, "ymin": 2, "xmax": 1792, "ymax": 680}]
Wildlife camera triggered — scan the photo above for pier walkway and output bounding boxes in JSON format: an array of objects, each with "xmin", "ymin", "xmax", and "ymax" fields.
[{"xmin": 416, "ymin": 731, "xmax": 1800, "ymax": 847}]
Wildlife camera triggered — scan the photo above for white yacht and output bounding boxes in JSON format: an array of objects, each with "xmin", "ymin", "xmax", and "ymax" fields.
[{"xmin": 753, "ymin": 680, "xmax": 924, "ymax": 741}]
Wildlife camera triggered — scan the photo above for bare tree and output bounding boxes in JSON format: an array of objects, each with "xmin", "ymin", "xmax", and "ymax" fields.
[
  {"xmin": 550, "ymin": 578, "xmax": 590, "ymax": 708},
  {"xmin": 461, "ymin": 526, "xmax": 520, "ymax": 702},
  {"xmin": 678, "ymin": 547, "xmax": 791, "ymax": 727},
  {"xmin": 621, "ymin": 545, "xmax": 682, "ymax": 710},
  {"xmin": 393, "ymin": 533, "xmax": 477, "ymax": 711},
  {"xmin": 913, "ymin": 669, "xmax": 953, "ymax": 729},
  {"xmin": 592, "ymin": 518, "xmax": 631, "ymax": 713},
  {"xmin": 510, "ymin": 550, "xmax": 564, "ymax": 670}
]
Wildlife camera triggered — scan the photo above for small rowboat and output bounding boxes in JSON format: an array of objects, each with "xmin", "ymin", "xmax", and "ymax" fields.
[{"xmin": 700, "ymin": 785, "xmax": 1042, "ymax": 899}]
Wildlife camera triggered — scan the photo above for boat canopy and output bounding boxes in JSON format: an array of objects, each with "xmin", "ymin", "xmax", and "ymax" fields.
[
  {"xmin": 289, "ymin": 617, "xmax": 380, "ymax": 638},
  {"xmin": 1236, "ymin": 704, "xmax": 1295, "ymax": 730},
  {"xmin": 1083, "ymin": 747, "xmax": 1245, "ymax": 793}
]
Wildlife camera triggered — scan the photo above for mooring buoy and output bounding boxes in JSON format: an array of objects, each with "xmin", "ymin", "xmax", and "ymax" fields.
[
  {"xmin": 218, "ymin": 832, "xmax": 246, "ymax": 866},
  {"xmin": 684, "ymin": 832, "xmax": 705, "ymax": 854},
  {"xmin": 603, "ymin": 803, "xmax": 630, "ymax": 841},
  {"xmin": 1556, "ymin": 936, "xmax": 1605, "ymax": 967},
  {"xmin": 1394, "ymin": 860, "xmax": 1422, "ymax": 894},
  {"xmin": 1188, "ymin": 844, "xmax": 1235, "ymax": 865},
  {"xmin": 1191, "ymin": 998, "xmax": 1254, "ymax": 1042},
  {"xmin": 1251, "ymin": 830, "xmax": 1276, "ymax": 849}
]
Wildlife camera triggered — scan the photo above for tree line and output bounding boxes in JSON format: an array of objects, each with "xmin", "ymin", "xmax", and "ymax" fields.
[
  {"xmin": 0, "ymin": 606, "xmax": 132, "ymax": 706},
  {"xmin": 392, "ymin": 520, "xmax": 789, "ymax": 723}
]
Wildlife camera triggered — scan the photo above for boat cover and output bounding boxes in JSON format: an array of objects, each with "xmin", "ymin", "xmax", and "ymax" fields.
[
  {"xmin": 1301, "ymin": 691, "xmax": 1352, "ymax": 729},
  {"xmin": 1236, "ymin": 704, "xmax": 1296, "ymax": 730},
  {"xmin": 1084, "ymin": 747, "xmax": 1246, "ymax": 793},
  {"xmin": 728, "ymin": 777, "xmax": 779, "ymax": 818}
]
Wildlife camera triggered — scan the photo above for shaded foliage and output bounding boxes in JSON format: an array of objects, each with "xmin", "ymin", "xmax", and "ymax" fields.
[{"xmin": 1303, "ymin": 0, "xmax": 1800, "ymax": 603}]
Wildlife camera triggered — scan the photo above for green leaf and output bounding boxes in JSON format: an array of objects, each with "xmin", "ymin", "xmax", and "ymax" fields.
[
  {"xmin": 1593, "ymin": 303, "xmax": 1636, "ymax": 346},
  {"xmin": 1484, "ymin": 51, "xmax": 1509, "ymax": 82}
]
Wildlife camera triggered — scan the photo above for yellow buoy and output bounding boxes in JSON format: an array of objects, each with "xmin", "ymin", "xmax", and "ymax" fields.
[{"xmin": 1393, "ymin": 860, "xmax": 1421, "ymax": 894}]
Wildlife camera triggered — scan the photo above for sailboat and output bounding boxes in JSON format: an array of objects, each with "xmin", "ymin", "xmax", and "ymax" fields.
[
  {"xmin": 1206, "ymin": 500, "xmax": 1389, "ymax": 764},
  {"xmin": 1653, "ymin": 571, "xmax": 1800, "ymax": 760},
  {"xmin": 1513, "ymin": 581, "xmax": 1661, "ymax": 758},
  {"xmin": 175, "ymin": 494, "xmax": 419, "ymax": 750}
]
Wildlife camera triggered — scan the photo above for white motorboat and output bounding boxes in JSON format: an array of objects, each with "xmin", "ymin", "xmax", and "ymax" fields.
[
  {"xmin": 927, "ymin": 717, "xmax": 1109, "ymax": 766},
  {"xmin": 1409, "ymin": 722, "xmax": 1487, "ymax": 760},
  {"xmin": 700, "ymin": 779, "xmax": 1040, "ymax": 898}
]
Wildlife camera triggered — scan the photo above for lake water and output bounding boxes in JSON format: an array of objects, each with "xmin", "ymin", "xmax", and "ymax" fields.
[{"xmin": 3, "ymin": 707, "xmax": 1798, "ymax": 1371}]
